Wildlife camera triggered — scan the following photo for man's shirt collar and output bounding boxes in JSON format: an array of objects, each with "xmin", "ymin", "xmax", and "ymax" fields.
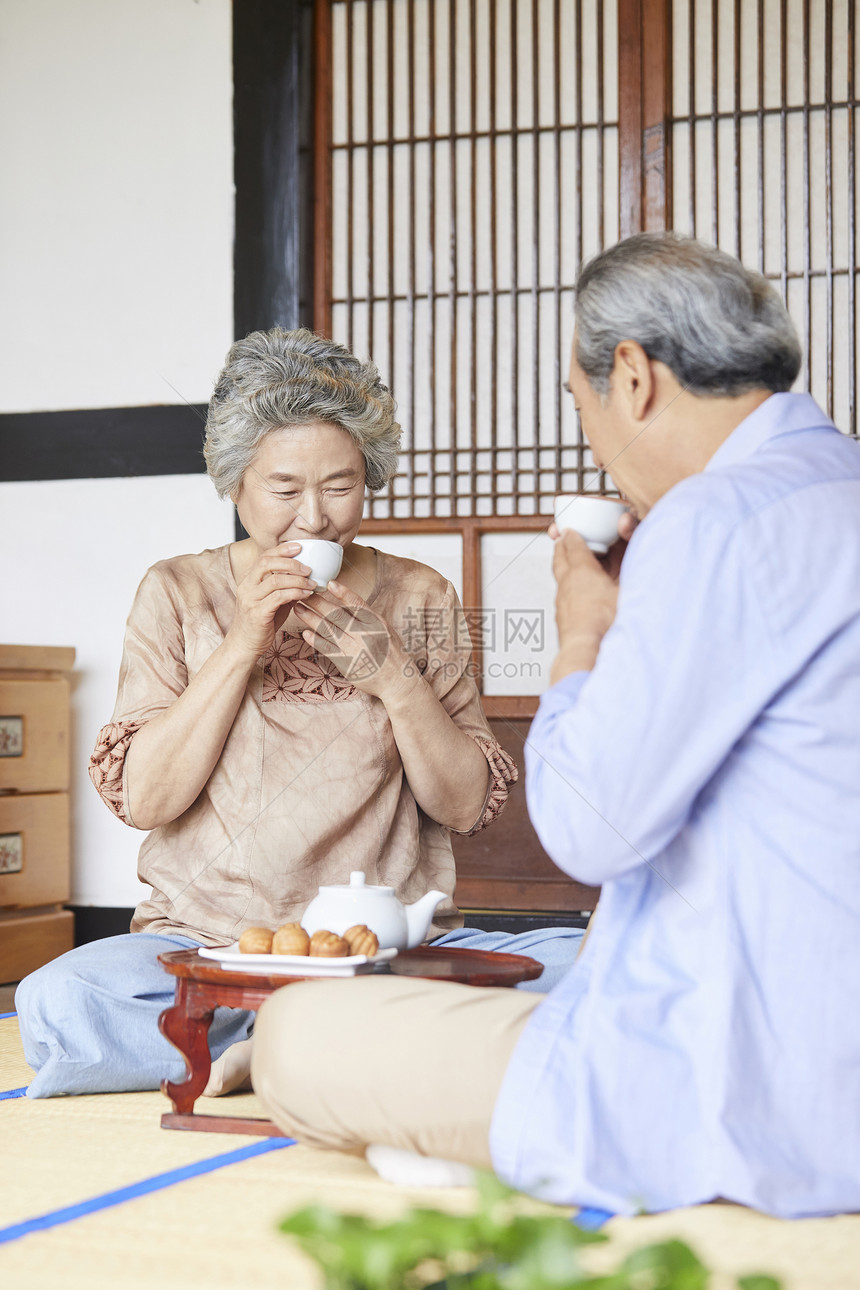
[{"xmin": 704, "ymin": 392, "xmax": 836, "ymax": 474}]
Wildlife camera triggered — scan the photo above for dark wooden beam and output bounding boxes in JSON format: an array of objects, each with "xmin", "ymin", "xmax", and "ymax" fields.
[
  {"xmin": 313, "ymin": 0, "xmax": 333, "ymax": 337},
  {"xmin": 232, "ymin": 0, "xmax": 317, "ymax": 536},
  {"xmin": 233, "ymin": 0, "xmax": 317, "ymax": 338},
  {"xmin": 0, "ymin": 405, "xmax": 208, "ymax": 481}
]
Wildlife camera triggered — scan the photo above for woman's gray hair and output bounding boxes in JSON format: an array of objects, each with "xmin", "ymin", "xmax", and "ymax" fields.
[
  {"xmin": 204, "ymin": 327, "xmax": 401, "ymax": 498},
  {"xmin": 574, "ymin": 232, "xmax": 802, "ymax": 397}
]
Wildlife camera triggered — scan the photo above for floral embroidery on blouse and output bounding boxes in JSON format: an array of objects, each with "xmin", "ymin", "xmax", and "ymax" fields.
[
  {"xmin": 466, "ymin": 735, "xmax": 519, "ymax": 834},
  {"xmin": 262, "ymin": 633, "xmax": 359, "ymax": 703},
  {"xmin": 89, "ymin": 719, "xmax": 147, "ymax": 826}
]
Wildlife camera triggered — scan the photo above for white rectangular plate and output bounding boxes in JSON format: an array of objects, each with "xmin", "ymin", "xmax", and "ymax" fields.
[{"xmin": 197, "ymin": 943, "xmax": 398, "ymax": 976}]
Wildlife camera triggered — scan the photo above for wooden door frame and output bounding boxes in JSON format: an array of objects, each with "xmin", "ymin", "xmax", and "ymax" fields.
[{"xmin": 618, "ymin": 0, "xmax": 673, "ymax": 237}]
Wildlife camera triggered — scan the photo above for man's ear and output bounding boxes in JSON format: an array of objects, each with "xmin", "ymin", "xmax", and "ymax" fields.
[{"xmin": 611, "ymin": 340, "xmax": 654, "ymax": 422}]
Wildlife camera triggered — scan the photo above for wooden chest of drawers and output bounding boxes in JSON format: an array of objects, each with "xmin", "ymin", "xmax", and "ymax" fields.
[{"xmin": 0, "ymin": 644, "xmax": 76, "ymax": 983}]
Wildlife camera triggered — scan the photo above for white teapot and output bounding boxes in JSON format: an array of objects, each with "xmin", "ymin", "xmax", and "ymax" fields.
[{"xmin": 301, "ymin": 871, "xmax": 447, "ymax": 951}]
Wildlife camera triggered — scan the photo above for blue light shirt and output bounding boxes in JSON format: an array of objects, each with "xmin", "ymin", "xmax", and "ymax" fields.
[{"xmin": 490, "ymin": 393, "xmax": 860, "ymax": 1217}]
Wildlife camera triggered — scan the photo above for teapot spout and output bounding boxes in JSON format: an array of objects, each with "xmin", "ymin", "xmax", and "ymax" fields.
[{"xmin": 404, "ymin": 890, "xmax": 447, "ymax": 949}]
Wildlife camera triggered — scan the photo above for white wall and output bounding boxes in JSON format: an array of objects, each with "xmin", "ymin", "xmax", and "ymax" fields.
[
  {"xmin": 0, "ymin": 0, "xmax": 234, "ymax": 908},
  {"xmin": 0, "ymin": 478, "xmax": 235, "ymax": 907},
  {"xmin": 0, "ymin": 0, "xmax": 233, "ymax": 411}
]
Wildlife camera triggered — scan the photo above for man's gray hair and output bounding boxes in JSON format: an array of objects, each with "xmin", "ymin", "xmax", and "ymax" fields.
[
  {"xmin": 204, "ymin": 327, "xmax": 401, "ymax": 499},
  {"xmin": 574, "ymin": 232, "xmax": 802, "ymax": 397}
]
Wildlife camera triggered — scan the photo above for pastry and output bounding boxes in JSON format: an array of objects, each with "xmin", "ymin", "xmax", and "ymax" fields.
[
  {"xmin": 272, "ymin": 923, "xmax": 311, "ymax": 956},
  {"xmin": 309, "ymin": 929, "xmax": 351, "ymax": 957},
  {"xmin": 238, "ymin": 927, "xmax": 274, "ymax": 954},
  {"xmin": 342, "ymin": 924, "xmax": 380, "ymax": 956}
]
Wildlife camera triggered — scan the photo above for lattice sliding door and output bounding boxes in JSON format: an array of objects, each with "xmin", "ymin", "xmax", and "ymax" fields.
[
  {"xmin": 316, "ymin": 0, "xmax": 621, "ymax": 519},
  {"xmin": 670, "ymin": 0, "xmax": 859, "ymax": 437}
]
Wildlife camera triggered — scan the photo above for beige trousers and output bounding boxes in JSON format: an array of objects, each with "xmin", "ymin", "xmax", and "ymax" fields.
[{"xmin": 250, "ymin": 975, "xmax": 540, "ymax": 1166}]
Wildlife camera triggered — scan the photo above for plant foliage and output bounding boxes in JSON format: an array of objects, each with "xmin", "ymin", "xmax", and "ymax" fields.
[{"xmin": 278, "ymin": 1172, "xmax": 782, "ymax": 1290}]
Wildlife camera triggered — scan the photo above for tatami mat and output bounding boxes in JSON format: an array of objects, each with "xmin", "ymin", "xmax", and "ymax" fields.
[
  {"xmin": 0, "ymin": 1015, "xmax": 475, "ymax": 1290},
  {"xmin": 3, "ymin": 1015, "xmax": 859, "ymax": 1290},
  {"xmin": 597, "ymin": 1205, "xmax": 860, "ymax": 1290},
  {"xmin": 0, "ymin": 1011, "xmax": 31, "ymax": 1091}
]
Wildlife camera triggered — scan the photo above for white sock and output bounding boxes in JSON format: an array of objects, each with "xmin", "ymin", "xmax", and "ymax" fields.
[
  {"xmin": 202, "ymin": 1037, "xmax": 254, "ymax": 1097},
  {"xmin": 365, "ymin": 1143, "xmax": 476, "ymax": 1188}
]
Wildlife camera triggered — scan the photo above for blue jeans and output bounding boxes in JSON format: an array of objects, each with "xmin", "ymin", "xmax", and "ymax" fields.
[
  {"xmin": 432, "ymin": 925, "xmax": 585, "ymax": 993},
  {"xmin": 15, "ymin": 933, "xmax": 256, "ymax": 1099}
]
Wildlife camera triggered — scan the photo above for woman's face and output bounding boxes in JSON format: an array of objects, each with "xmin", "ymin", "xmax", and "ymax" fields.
[{"xmin": 233, "ymin": 421, "xmax": 367, "ymax": 552}]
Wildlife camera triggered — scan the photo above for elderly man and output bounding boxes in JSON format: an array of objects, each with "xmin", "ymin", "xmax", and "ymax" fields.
[{"xmin": 250, "ymin": 233, "xmax": 860, "ymax": 1218}]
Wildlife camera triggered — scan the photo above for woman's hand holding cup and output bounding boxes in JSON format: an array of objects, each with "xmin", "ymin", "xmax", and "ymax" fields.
[
  {"xmin": 294, "ymin": 582, "xmax": 412, "ymax": 702},
  {"xmin": 228, "ymin": 541, "xmax": 319, "ymax": 659}
]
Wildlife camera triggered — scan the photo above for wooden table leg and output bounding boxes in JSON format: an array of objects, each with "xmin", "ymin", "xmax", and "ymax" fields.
[
  {"xmin": 158, "ymin": 976, "xmax": 288, "ymax": 1136},
  {"xmin": 159, "ymin": 978, "xmax": 214, "ymax": 1114}
]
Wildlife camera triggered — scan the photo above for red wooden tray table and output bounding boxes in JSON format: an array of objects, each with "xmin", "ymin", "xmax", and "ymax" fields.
[{"xmin": 157, "ymin": 945, "xmax": 543, "ymax": 1136}]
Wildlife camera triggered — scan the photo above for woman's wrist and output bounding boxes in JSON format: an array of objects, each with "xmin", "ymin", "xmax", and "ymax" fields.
[
  {"xmin": 212, "ymin": 634, "xmax": 269, "ymax": 686},
  {"xmin": 220, "ymin": 625, "xmax": 273, "ymax": 671},
  {"xmin": 375, "ymin": 658, "xmax": 427, "ymax": 712}
]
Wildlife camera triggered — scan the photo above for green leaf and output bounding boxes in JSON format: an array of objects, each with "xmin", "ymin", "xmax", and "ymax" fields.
[
  {"xmin": 617, "ymin": 1239, "xmax": 710, "ymax": 1290},
  {"xmin": 475, "ymin": 1171, "xmax": 518, "ymax": 1204},
  {"xmin": 497, "ymin": 1228, "xmax": 590, "ymax": 1287},
  {"xmin": 737, "ymin": 1277, "xmax": 782, "ymax": 1290},
  {"xmin": 280, "ymin": 1204, "xmax": 344, "ymax": 1238},
  {"xmin": 280, "ymin": 1207, "xmax": 436, "ymax": 1289}
]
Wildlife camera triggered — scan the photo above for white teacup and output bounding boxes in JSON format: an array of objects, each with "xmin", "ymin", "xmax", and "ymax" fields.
[
  {"xmin": 553, "ymin": 495, "xmax": 629, "ymax": 555},
  {"xmin": 294, "ymin": 539, "xmax": 344, "ymax": 588}
]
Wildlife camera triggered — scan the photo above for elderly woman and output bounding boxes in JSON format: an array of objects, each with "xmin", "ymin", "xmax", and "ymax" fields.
[{"xmin": 16, "ymin": 328, "xmax": 582, "ymax": 1099}]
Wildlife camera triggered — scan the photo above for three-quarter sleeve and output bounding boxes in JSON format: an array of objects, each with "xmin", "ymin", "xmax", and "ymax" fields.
[
  {"xmin": 463, "ymin": 733, "xmax": 518, "ymax": 834},
  {"xmin": 88, "ymin": 719, "xmax": 147, "ymax": 826},
  {"xmin": 88, "ymin": 563, "xmax": 190, "ymax": 828}
]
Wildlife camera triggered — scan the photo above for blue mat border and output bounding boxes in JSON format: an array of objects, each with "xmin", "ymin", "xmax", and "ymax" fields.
[
  {"xmin": 0, "ymin": 1137, "xmax": 295, "ymax": 1245},
  {"xmin": 0, "ymin": 1011, "xmax": 17, "ymax": 1020},
  {"xmin": 574, "ymin": 1206, "xmax": 614, "ymax": 1230}
]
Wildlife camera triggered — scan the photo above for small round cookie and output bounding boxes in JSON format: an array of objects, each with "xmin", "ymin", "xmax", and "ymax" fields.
[
  {"xmin": 343, "ymin": 924, "xmax": 380, "ymax": 957},
  {"xmin": 238, "ymin": 927, "xmax": 274, "ymax": 955},
  {"xmin": 272, "ymin": 923, "xmax": 311, "ymax": 956},
  {"xmin": 309, "ymin": 929, "xmax": 351, "ymax": 958}
]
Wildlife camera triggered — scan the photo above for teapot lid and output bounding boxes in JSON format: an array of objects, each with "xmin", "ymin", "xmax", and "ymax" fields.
[{"xmin": 319, "ymin": 870, "xmax": 395, "ymax": 894}]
